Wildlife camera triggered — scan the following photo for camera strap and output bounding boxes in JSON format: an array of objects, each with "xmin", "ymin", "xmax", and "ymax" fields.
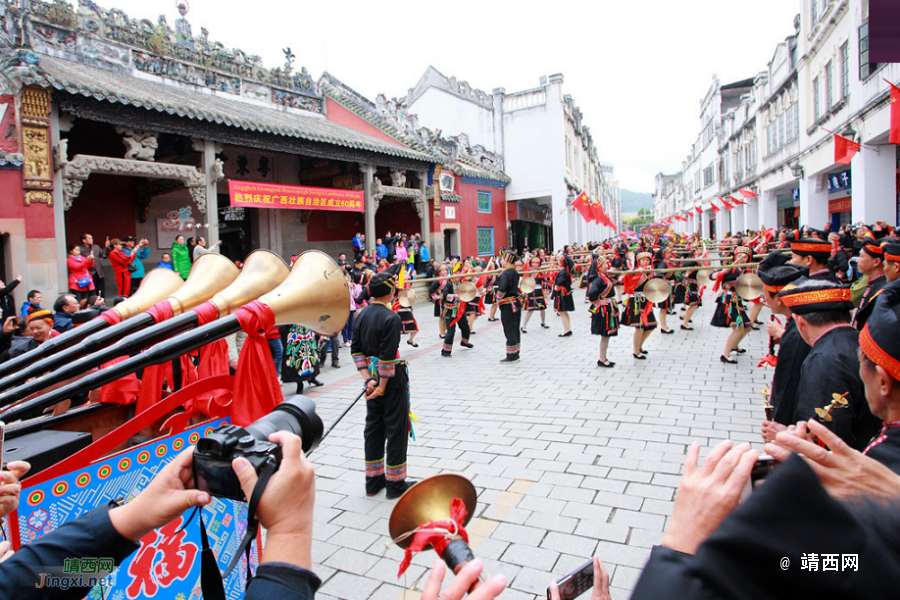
[{"xmin": 185, "ymin": 457, "xmax": 278, "ymax": 600}]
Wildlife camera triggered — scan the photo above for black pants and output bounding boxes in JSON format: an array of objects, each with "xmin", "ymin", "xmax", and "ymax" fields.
[
  {"xmin": 500, "ymin": 303, "xmax": 522, "ymax": 356},
  {"xmin": 442, "ymin": 314, "xmax": 471, "ymax": 354},
  {"xmin": 364, "ymin": 364, "xmax": 409, "ymax": 493},
  {"xmin": 130, "ymin": 276, "xmax": 143, "ymax": 294}
]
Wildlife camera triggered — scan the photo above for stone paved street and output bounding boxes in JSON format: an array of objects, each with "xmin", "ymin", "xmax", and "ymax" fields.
[{"xmin": 288, "ymin": 288, "xmax": 772, "ymax": 600}]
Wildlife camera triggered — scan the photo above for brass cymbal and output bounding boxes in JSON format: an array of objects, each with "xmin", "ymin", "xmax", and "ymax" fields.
[
  {"xmin": 398, "ymin": 288, "xmax": 417, "ymax": 308},
  {"xmin": 519, "ymin": 276, "xmax": 537, "ymax": 294},
  {"xmin": 458, "ymin": 282, "xmax": 477, "ymax": 303},
  {"xmin": 696, "ymin": 269, "xmax": 713, "ymax": 287},
  {"xmin": 643, "ymin": 278, "xmax": 670, "ymax": 304},
  {"xmin": 735, "ymin": 272, "xmax": 764, "ymax": 300},
  {"xmin": 388, "ymin": 474, "xmax": 478, "ymax": 550}
]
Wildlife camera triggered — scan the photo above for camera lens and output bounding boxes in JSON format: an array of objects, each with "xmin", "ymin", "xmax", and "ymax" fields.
[{"xmin": 244, "ymin": 395, "xmax": 324, "ymax": 454}]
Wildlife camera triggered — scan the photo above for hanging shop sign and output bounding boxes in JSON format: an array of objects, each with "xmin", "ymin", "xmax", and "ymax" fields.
[
  {"xmin": 829, "ymin": 197, "xmax": 852, "ymax": 214},
  {"xmin": 228, "ymin": 180, "xmax": 364, "ymax": 211}
]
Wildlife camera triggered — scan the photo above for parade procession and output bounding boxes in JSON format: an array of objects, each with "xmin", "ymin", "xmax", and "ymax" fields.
[{"xmin": 3, "ymin": 0, "xmax": 900, "ymax": 599}]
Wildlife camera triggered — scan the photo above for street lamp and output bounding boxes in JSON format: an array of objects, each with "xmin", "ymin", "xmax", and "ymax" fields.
[
  {"xmin": 789, "ymin": 161, "xmax": 804, "ymax": 179},
  {"xmin": 841, "ymin": 125, "xmax": 857, "ymax": 142}
]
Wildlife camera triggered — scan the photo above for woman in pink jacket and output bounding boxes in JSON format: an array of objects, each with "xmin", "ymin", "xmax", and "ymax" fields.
[{"xmin": 67, "ymin": 244, "xmax": 95, "ymax": 301}]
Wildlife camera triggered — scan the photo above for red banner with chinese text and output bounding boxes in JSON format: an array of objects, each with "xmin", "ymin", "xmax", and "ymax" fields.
[{"xmin": 228, "ymin": 180, "xmax": 364, "ymax": 212}]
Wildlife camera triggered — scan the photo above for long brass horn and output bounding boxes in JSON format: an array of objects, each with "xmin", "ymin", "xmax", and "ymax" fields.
[
  {"xmin": 0, "ymin": 251, "xmax": 347, "ymax": 423},
  {"xmin": 0, "ymin": 254, "xmax": 239, "ymax": 395},
  {"xmin": 0, "ymin": 268, "xmax": 183, "ymax": 381}
]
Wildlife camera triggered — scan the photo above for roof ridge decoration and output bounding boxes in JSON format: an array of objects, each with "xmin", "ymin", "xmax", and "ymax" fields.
[
  {"xmin": 319, "ymin": 73, "xmax": 508, "ymax": 183},
  {"xmin": 2, "ymin": 0, "xmax": 323, "ymax": 113}
]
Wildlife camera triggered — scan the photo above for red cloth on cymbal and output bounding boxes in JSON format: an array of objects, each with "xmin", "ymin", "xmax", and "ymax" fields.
[
  {"xmin": 397, "ymin": 498, "xmax": 469, "ymax": 578},
  {"xmin": 98, "ymin": 356, "xmax": 140, "ymax": 405},
  {"xmin": 146, "ymin": 301, "xmax": 174, "ymax": 324},
  {"xmin": 233, "ymin": 301, "xmax": 281, "ymax": 426},
  {"xmin": 758, "ymin": 354, "xmax": 778, "ymax": 368},
  {"xmin": 99, "ymin": 310, "xmax": 123, "ymax": 326}
]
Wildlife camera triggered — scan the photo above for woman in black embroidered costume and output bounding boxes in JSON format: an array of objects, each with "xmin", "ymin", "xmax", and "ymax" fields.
[
  {"xmin": 710, "ymin": 246, "xmax": 753, "ymax": 364},
  {"xmin": 622, "ymin": 251, "xmax": 658, "ymax": 359},
  {"xmin": 522, "ymin": 256, "xmax": 550, "ymax": 333},
  {"xmin": 588, "ymin": 255, "xmax": 619, "ymax": 368}
]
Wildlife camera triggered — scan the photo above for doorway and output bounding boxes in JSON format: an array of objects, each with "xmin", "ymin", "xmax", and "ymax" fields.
[{"xmin": 443, "ymin": 228, "xmax": 460, "ymax": 258}]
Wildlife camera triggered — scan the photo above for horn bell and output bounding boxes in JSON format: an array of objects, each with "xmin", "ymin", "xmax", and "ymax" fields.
[
  {"xmin": 166, "ymin": 253, "xmax": 241, "ymax": 315},
  {"xmin": 207, "ymin": 250, "xmax": 290, "ymax": 317},
  {"xmin": 259, "ymin": 250, "xmax": 349, "ymax": 335},
  {"xmin": 110, "ymin": 268, "xmax": 184, "ymax": 320},
  {"xmin": 389, "ymin": 474, "xmax": 477, "ymax": 550}
]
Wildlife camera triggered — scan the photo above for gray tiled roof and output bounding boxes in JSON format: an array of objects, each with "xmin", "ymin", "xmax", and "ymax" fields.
[{"xmin": 23, "ymin": 55, "xmax": 434, "ymax": 163}]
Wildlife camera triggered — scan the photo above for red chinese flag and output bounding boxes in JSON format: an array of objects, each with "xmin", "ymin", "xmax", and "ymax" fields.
[
  {"xmin": 730, "ymin": 195, "xmax": 747, "ymax": 206},
  {"xmin": 833, "ymin": 132, "xmax": 860, "ymax": 165},
  {"xmin": 573, "ymin": 192, "xmax": 592, "ymax": 222},
  {"xmin": 710, "ymin": 201, "xmax": 721, "ymax": 214},
  {"xmin": 738, "ymin": 188, "xmax": 758, "ymax": 199},
  {"xmin": 720, "ymin": 197, "xmax": 734, "ymax": 211},
  {"xmin": 886, "ymin": 79, "xmax": 900, "ymax": 145},
  {"xmin": 591, "ymin": 201, "xmax": 606, "ymax": 224},
  {"xmin": 695, "ymin": 206, "xmax": 703, "ymax": 214}
]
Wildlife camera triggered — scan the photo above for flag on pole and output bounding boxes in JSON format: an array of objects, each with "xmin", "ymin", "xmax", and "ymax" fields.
[
  {"xmin": 829, "ymin": 130, "xmax": 861, "ymax": 165},
  {"xmin": 572, "ymin": 192, "xmax": 592, "ymax": 222},
  {"xmin": 720, "ymin": 197, "xmax": 734, "ymax": 211},
  {"xmin": 710, "ymin": 201, "xmax": 721, "ymax": 214},
  {"xmin": 738, "ymin": 188, "xmax": 757, "ymax": 199},
  {"xmin": 589, "ymin": 199, "xmax": 604, "ymax": 224},
  {"xmin": 885, "ymin": 79, "xmax": 900, "ymax": 145},
  {"xmin": 695, "ymin": 206, "xmax": 703, "ymax": 214},
  {"xmin": 729, "ymin": 195, "xmax": 746, "ymax": 206}
]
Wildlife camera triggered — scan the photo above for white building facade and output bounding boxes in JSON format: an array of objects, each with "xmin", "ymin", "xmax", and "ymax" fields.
[
  {"xmin": 663, "ymin": 1, "xmax": 898, "ymax": 235},
  {"xmin": 404, "ymin": 68, "xmax": 621, "ymax": 250}
]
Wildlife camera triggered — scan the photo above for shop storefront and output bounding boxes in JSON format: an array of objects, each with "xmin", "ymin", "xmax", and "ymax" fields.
[
  {"xmin": 777, "ymin": 190, "xmax": 800, "ymax": 229},
  {"xmin": 508, "ymin": 200, "xmax": 551, "ymax": 253},
  {"xmin": 827, "ymin": 169, "xmax": 852, "ymax": 230}
]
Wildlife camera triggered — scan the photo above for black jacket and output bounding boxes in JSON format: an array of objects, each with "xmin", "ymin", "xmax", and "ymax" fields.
[
  {"xmin": 1, "ymin": 505, "xmax": 320, "ymax": 600},
  {"xmin": 770, "ymin": 318, "xmax": 810, "ymax": 426},
  {"xmin": 0, "ymin": 279, "xmax": 19, "ymax": 323}
]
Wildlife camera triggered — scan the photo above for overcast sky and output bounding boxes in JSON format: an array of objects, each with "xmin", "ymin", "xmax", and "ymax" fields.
[{"xmin": 108, "ymin": 0, "xmax": 800, "ymax": 192}]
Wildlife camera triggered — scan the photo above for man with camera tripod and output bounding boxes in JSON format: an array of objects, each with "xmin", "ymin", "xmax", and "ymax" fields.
[{"xmin": 352, "ymin": 267, "xmax": 415, "ymax": 499}]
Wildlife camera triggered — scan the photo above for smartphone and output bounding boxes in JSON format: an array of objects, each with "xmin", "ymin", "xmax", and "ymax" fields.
[
  {"xmin": 548, "ymin": 558, "xmax": 593, "ymax": 600},
  {"xmin": 750, "ymin": 455, "xmax": 778, "ymax": 486},
  {"xmin": 0, "ymin": 421, "xmax": 5, "ymax": 469}
]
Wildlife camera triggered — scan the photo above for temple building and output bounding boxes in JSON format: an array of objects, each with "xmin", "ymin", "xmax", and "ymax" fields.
[{"xmin": 0, "ymin": 0, "xmax": 435, "ymax": 295}]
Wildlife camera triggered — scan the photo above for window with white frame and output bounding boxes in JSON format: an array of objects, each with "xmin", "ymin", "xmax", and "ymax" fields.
[
  {"xmin": 840, "ymin": 43, "xmax": 849, "ymax": 99},
  {"xmin": 859, "ymin": 23, "xmax": 878, "ymax": 80},
  {"xmin": 812, "ymin": 0, "xmax": 818, "ymax": 23},
  {"xmin": 703, "ymin": 164, "xmax": 715, "ymax": 188},
  {"xmin": 825, "ymin": 61, "xmax": 834, "ymax": 110},
  {"xmin": 813, "ymin": 76, "xmax": 820, "ymax": 120}
]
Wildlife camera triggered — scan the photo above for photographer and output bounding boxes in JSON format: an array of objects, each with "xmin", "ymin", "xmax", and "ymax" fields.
[{"xmin": 0, "ymin": 432, "xmax": 322, "ymax": 600}]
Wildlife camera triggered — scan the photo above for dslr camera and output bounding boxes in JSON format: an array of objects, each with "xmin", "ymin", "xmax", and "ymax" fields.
[{"xmin": 193, "ymin": 395, "xmax": 324, "ymax": 501}]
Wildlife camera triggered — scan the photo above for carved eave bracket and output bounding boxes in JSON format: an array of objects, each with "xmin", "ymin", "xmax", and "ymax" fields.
[
  {"xmin": 371, "ymin": 181, "xmax": 426, "ymax": 218},
  {"xmin": 62, "ymin": 154, "xmax": 207, "ymax": 212}
]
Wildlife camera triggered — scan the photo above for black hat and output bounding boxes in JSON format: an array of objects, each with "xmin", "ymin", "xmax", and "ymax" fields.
[
  {"xmin": 884, "ymin": 241, "xmax": 900, "ymax": 264},
  {"xmin": 861, "ymin": 233, "xmax": 885, "ymax": 259},
  {"xmin": 790, "ymin": 238, "xmax": 831, "ymax": 262},
  {"xmin": 123, "ymin": 236, "xmax": 136, "ymax": 242},
  {"xmin": 758, "ymin": 252, "xmax": 807, "ymax": 293},
  {"xmin": 502, "ymin": 249, "xmax": 520, "ymax": 263},
  {"xmin": 779, "ymin": 279, "xmax": 854, "ymax": 314},
  {"xmin": 859, "ymin": 280, "xmax": 900, "ymax": 381},
  {"xmin": 72, "ymin": 309, "xmax": 100, "ymax": 326},
  {"xmin": 367, "ymin": 264, "xmax": 401, "ymax": 297}
]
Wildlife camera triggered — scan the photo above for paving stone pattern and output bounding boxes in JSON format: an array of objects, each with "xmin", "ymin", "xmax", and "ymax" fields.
[{"xmin": 292, "ymin": 288, "xmax": 771, "ymax": 599}]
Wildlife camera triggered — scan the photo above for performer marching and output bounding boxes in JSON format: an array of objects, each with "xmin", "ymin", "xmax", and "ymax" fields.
[
  {"xmin": 621, "ymin": 251, "xmax": 658, "ymax": 359},
  {"xmin": 678, "ymin": 259, "xmax": 703, "ymax": 330},
  {"xmin": 429, "ymin": 265, "xmax": 449, "ymax": 339},
  {"xmin": 394, "ymin": 281, "xmax": 419, "ymax": 348},
  {"xmin": 653, "ymin": 247, "xmax": 676, "ymax": 334},
  {"xmin": 553, "ymin": 249, "xmax": 576, "ymax": 337},
  {"xmin": 588, "ymin": 255, "xmax": 619, "ymax": 368},
  {"xmin": 497, "ymin": 249, "xmax": 523, "ymax": 363},
  {"xmin": 710, "ymin": 246, "xmax": 754, "ymax": 364},
  {"xmin": 440, "ymin": 274, "xmax": 474, "ymax": 357},
  {"xmin": 521, "ymin": 256, "xmax": 550, "ymax": 332},
  {"xmin": 351, "ymin": 268, "xmax": 415, "ymax": 499}
]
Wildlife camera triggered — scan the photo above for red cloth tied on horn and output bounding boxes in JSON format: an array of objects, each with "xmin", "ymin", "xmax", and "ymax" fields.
[
  {"xmin": 98, "ymin": 356, "xmax": 141, "ymax": 405},
  {"xmin": 397, "ymin": 497, "xmax": 469, "ymax": 578},
  {"xmin": 232, "ymin": 300, "xmax": 282, "ymax": 427},
  {"xmin": 134, "ymin": 301, "xmax": 199, "ymax": 413},
  {"xmin": 757, "ymin": 354, "xmax": 778, "ymax": 368},
  {"xmin": 188, "ymin": 302, "xmax": 231, "ymax": 416},
  {"xmin": 99, "ymin": 310, "xmax": 123, "ymax": 326}
]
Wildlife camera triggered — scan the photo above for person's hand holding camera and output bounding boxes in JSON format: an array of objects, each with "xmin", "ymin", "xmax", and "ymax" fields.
[
  {"xmin": 109, "ymin": 446, "xmax": 211, "ymax": 542},
  {"xmin": 233, "ymin": 431, "xmax": 315, "ymax": 570},
  {"xmin": 765, "ymin": 419, "xmax": 900, "ymax": 501},
  {"xmin": 662, "ymin": 440, "xmax": 757, "ymax": 555},
  {"xmin": 0, "ymin": 461, "xmax": 30, "ymax": 518},
  {"xmin": 421, "ymin": 558, "xmax": 506, "ymax": 600}
]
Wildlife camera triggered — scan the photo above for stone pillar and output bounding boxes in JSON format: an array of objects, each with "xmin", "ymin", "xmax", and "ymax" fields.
[
  {"xmin": 417, "ymin": 169, "xmax": 431, "ymax": 249},
  {"xmin": 731, "ymin": 204, "xmax": 745, "ymax": 233},
  {"xmin": 201, "ymin": 140, "xmax": 220, "ymax": 245},
  {"xmin": 759, "ymin": 190, "xmax": 778, "ymax": 230},
  {"xmin": 851, "ymin": 145, "xmax": 897, "ymax": 225},
  {"xmin": 360, "ymin": 164, "xmax": 377, "ymax": 252},
  {"xmin": 744, "ymin": 199, "xmax": 759, "ymax": 231},
  {"xmin": 799, "ymin": 175, "xmax": 828, "ymax": 229},
  {"xmin": 50, "ymin": 103, "xmax": 67, "ymax": 293},
  {"xmin": 701, "ymin": 210, "xmax": 710, "ymax": 239}
]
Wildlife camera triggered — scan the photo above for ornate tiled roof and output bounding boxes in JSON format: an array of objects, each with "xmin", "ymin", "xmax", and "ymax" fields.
[
  {"xmin": 22, "ymin": 55, "xmax": 433, "ymax": 163},
  {"xmin": 320, "ymin": 73, "xmax": 510, "ymax": 185}
]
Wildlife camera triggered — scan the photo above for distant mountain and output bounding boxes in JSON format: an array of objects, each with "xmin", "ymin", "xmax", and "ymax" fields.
[{"xmin": 620, "ymin": 189, "xmax": 655, "ymax": 213}]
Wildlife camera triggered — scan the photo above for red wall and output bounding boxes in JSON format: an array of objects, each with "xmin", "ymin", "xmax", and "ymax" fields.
[
  {"xmin": 324, "ymin": 98, "xmax": 407, "ymax": 147},
  {"xmin": 0, "ymin": 169, "xmax": 24, "ymax": 221},
  {"xmin": 64, "ymin": 174, "xmax": 137, "ymax": 246},
  {"xmin": 306, "ymin": 208, "xmax": 365, "ymax": 242},
  {"xmin": 431, "ymin": 176, "xmax": 507, "ymax": 258},
  {"xmin": 375, "ymin": 202, "xmax": 421, "ymax": 242}
]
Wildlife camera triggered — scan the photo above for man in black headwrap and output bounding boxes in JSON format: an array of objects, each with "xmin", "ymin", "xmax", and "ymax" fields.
[
  {"xmin": 496, "ymin": 250, "xmax": 522, "ymax": 363},
  {"xmin": 351, "ymin": 265, "xmax": 414, "ymax": 499},
  {"xmin": 780, "ymin": 280, "xmax": 881, "ymax": 450},
  {"xmin": 853, "ymin": 233, "xmax": 888, "ymax": 330},
  {"xmin": 789, "ymin": 237, "xmax": 839, "ymax": 283},
  {"xmin": 757, "ymin": 252, "xmax": 810, "ymax": 441}
]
